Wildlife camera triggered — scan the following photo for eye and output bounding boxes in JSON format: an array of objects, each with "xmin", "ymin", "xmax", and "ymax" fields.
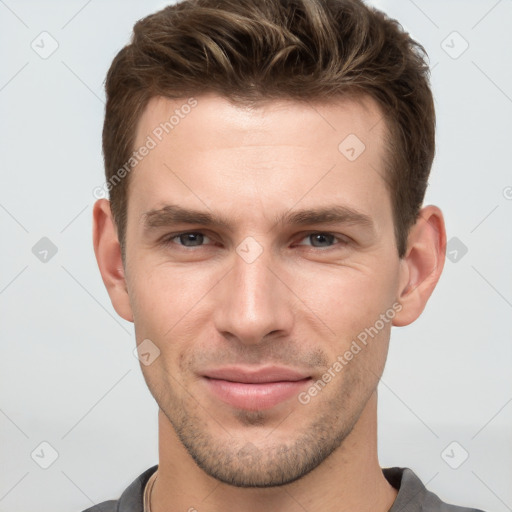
[
  {"xmin": 161, "ymin": 231, "xmax": 214, "ymax": 248},
  {"xmin": 159, "ymin": 231, "xmax": 350, "ymax": 250},
  {"xmin": 294, "ymin": 232, "xmax": 349, "ymax": 249}
]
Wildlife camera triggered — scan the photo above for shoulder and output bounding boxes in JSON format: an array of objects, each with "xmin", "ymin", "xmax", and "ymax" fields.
[
  {"xmin": 80, "ymin": 500, "xmax": 117, "ymax": 512},
  {"xmin": 383, "ymin": 467, "xmax": 487, "ymax": 512},
  {"xmin": 77, "ymin": 464, "xmax": 158, "ymax": 512}
]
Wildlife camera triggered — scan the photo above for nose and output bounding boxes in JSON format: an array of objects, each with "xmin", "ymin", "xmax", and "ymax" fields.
[{"xmin": 213, "ymin": 244, "xmax": 295, "ymax": 346}]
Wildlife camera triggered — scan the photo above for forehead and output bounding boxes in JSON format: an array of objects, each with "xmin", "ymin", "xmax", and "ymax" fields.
[
  {"xmin": 127, "ymin": 93, "xmax": 391, "ymax": 231},
  {"xmin": 136, "ymin": 93, "xmax": 386, "ymax": 152}
]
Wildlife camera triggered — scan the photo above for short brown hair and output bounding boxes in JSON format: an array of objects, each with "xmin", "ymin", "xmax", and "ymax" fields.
[{"xmin": 102, "ymin": 0, "xmax": 435, "ymax": 260}]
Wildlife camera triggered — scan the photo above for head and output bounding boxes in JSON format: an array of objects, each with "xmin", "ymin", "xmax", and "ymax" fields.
[{"xmin": 94, "ymin": 0, "xmax": 445, "ymax": 488}]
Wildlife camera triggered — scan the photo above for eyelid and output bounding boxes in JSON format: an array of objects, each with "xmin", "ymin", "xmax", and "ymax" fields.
[
  {"xmin": 160, "ymin": 230, "xmax": 351, "ymax": 249},
  {"xmin": 293, "ymin": 232, "xmax": 350, "ymax": 247},
  {"xmin": 160, "ymin": 231, "xmax": 216, "ymax": 247}
]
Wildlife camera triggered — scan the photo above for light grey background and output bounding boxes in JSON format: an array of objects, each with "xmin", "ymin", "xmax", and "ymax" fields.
[{"xmin": 1, "ymin": 1, "xmax": 511, "ymax": 511}]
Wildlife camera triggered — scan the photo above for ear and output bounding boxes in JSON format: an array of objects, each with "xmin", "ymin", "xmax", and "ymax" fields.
[
  {"xmin": 92, "ymin": 199, "xmax": 133, "ymax": 323},
  {"xmin": 392, "ymin": 205, "xmax": 446, "ymax": 327}
]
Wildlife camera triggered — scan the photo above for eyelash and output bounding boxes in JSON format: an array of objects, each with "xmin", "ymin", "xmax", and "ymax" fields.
[{"xmin": 159, "ymin": 231, "xmax": 350, "ymax": 250}]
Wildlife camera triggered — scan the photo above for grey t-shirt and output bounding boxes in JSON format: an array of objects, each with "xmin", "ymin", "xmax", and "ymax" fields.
[{"xmin": 81, "ymin": 464, "xmax": 486, "ymax": 512}]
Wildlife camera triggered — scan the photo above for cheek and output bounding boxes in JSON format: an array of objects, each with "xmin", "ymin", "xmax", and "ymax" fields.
[
  {"xmin": 293, "ymin": 264, "xmax": 395, "ymax": 338},
  {"xmin": 129, "ymin": 264, "xmax": 214, "ymax": 369},
  {"xmin": 129, "ymin": 264, "xmax": 193, "ymax": 333}
]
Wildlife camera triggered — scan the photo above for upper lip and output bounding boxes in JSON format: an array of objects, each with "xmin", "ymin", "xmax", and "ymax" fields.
[{"xmin": 202, "ymin": 365, "xmax": 311, "ymax": 383}]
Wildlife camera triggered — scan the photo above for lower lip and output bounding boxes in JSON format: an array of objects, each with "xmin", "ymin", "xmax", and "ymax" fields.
[{"xmin": 203, "ymin": 377, "xmax": 311, "ymax": 410}]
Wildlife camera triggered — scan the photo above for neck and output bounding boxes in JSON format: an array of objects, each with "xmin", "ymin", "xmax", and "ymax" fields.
[{"xmin": 151, "ymin": 391, "xmax": 397, "ymax": 512}]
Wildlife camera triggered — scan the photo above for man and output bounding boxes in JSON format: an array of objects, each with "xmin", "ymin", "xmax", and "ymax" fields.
[{"xmin": 87, "ymin": 0, "xmax": 486, "ymax": 510}]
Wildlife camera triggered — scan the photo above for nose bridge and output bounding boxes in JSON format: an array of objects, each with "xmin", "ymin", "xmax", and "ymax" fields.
[{"xmin": 214, "ymin": 240, "xmax": 293, "ymax": 344}]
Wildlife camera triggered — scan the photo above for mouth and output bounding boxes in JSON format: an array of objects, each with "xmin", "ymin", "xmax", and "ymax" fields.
[{"xmin": 201, "ymin": 366, "xmax": 312, "ymax": 411}]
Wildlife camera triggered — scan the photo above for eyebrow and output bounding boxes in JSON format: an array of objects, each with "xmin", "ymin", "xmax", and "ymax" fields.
[{"xmin": 141, "ymin": 203, "xmax": 375, "ymax": 234}]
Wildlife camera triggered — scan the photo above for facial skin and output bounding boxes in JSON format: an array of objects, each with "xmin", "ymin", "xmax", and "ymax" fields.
[{"xmin": 93, "ymin": 93, "xmax": 445, "ymax": 511}]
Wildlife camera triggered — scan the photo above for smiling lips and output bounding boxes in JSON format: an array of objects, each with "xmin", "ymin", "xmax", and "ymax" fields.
[{"xmin": 201, "ymin": 366, "xmax": 312, "ymax": 410}]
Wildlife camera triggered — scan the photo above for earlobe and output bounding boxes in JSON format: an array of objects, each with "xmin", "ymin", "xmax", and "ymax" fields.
[
  {"xmin": 392, "ymin": 205, "xmax": 446, "ymax": 327},
  {"xmin": 92, "ymin": 199, "xmax": 134, "ymax": 323}
]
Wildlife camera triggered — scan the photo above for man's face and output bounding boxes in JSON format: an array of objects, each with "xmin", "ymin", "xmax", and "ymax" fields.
[{"xmin": 123, "ymin": 93, "xmax": 405, "ymax": 486}]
